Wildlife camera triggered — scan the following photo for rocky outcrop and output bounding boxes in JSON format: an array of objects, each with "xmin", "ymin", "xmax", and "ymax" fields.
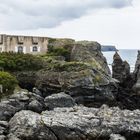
[
  {"xmin": 133, "ymin": 50, "xmax": 140, "ymax": 94},
  {"xmin": 35, "ymin": 41, "xmax": 117, "ymax": 107},
  {"xmin": 112, "ymin": 52, "xmax": 130, "ymax": 84},
  {"xmin": 71, "ymin": 41, "xmax": 110, "ymax": 74},
  {"xmin": 36, "ymin": 62, "xmax": 118, "ymax": 107},
  {"xmin": 7, "ymin": 105, "xmax": 140, "ymax": 140}
]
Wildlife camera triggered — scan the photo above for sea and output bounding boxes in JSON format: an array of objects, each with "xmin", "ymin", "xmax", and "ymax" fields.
[{"xmin": 102, "ymin": 49, "xmax": 138, "ymax": 73}]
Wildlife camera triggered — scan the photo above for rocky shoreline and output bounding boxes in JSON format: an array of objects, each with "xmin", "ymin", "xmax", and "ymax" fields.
[{"xmin": 0, "ymin": 40, "xmax": 140, "ymax": 140}]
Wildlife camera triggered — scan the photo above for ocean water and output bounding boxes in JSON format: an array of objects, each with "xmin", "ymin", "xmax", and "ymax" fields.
[{"xmin": 102, "ymin": 49, "xmax": 138, "ymax": 72}]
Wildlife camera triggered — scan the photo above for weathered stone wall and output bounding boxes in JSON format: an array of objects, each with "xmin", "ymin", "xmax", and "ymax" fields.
[{"xmin": 0, "ymin": 34, "xmax": 48, "ymax": 54}]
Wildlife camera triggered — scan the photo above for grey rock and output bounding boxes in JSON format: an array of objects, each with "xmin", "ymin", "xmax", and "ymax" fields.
[
  {"xmin": 71, "ymin": 41, "xmax": 110, "ymax": 74},
  {"xmin": 133, "ymin": 50, "xmax": 140, "ymax": 94},
  {"xmin": 110, "ymin": 134, "xmax": 126, "ymax": 140},
  {"xmin": 0, "ymin": 103, "xmax": 17, "ymax": 121},
  {"xmin": 0, "ymin": 121, "xmax": 8, "ymax": 128},
  {"xmin": 7, "ymin": 134, "xmax": 21, "ymax": 140},
  {"xmin": 0, "ymin": 135, "xmax": 6, "ymax": 140},
  {"xmin": 0, "ymin": 90, "xmax": 46, "ymax": 121},
  {"xmin": 44, "ymin": 92, "xmax": 75, "ymax": 110},
  {"xmin": 36, "ymin": 62, "xmax": 118, "ymax": 107},
  {"xmin": 0, "ymin": 121, "xmax": 8, "ymax": 135},
  {"xmin": 112, "ymin": 52, "xmax": 130, "ymax": 83},
  {"xmin": 8, "ymin": 105, "xmax": 140, "ymax": 140},
  {"xmin": 9, "ymin": 111, "xmax": 57, "ymax": 140},
  {"xmin": 28, "ymin": 100, "xmax": 44, "ymax": 113}
]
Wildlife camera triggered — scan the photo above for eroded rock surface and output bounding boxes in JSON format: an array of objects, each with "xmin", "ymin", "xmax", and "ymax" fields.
[
  {"xmin": 112, "ymin": 52, "xmax": 130, "ymax": 84},
  {"xmin": 8, "ymin": 105, "xmax": 140, "ymax": 140},
  {"xmin": 44, "ymin": 92, "xmax": 75, "ymax": 110},
  {"xmin": 133, "ymin": 50, "xmax": 140, "ymax": 94}
]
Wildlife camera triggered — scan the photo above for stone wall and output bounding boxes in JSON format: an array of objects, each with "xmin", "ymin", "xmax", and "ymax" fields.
[{"xmin": 0, "ymin": 34, "xmax": 48, "ymax": 54}]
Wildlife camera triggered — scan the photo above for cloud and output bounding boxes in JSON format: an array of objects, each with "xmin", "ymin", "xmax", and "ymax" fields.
[{"xmin": 0, "ymin": 0, "xmax": 133, "ymax": 30}]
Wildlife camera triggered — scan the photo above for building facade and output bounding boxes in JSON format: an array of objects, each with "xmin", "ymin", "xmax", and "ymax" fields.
[{"xmin": 0, "ymin": 34, "xmax": 48, "ymax": 54}]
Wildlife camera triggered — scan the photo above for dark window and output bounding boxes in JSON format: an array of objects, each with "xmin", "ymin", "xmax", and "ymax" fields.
[
  {"xmin": 18, "ymin": 46, "xmax": 23, "ymax": 53},
  {"xmin": 32, "ymin": 46, "xmax": 38, "ymax": 52}
]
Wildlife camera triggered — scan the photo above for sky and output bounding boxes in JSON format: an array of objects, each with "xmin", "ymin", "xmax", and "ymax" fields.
[{"xmin": 0, "ymin": 0, "xmax": 139, "ymax": 49}]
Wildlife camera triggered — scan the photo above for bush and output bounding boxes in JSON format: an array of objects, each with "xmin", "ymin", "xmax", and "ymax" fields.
[
  {"xmin": 0, "ymin": 52, "xmax": 44, "ymax": 71},
  {"xmin": 0, "ymin": 71, "xmax": 18, "ymax": 93},
  {"xmin": 47, "ymin": 47, "xmax": 71, "ymax": 61}
]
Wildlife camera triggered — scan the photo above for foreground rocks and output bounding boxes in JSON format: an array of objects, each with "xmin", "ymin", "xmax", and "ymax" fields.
[
  {"xmin": 0, "ymin": 89, "xmax": 140, "ymax": 139},
  {"xmin": 7, "ymin": 105, "xmax": 140, "ymax": 140}
]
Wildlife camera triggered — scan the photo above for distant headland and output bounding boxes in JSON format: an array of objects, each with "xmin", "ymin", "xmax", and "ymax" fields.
[{"xmin": 101, "ymin": 45, "xmax": 117, "ymax": 51}]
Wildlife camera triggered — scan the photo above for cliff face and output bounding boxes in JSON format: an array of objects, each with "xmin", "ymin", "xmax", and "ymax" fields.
[{"xmin": 71, "ymin": 41, "xmax": 110, "ymax": 74}]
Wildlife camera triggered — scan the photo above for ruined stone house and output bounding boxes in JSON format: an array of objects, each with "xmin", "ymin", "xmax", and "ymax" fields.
[{"xmin": 0, "ymin": 34, "xmax": 48, "ymax": 54}]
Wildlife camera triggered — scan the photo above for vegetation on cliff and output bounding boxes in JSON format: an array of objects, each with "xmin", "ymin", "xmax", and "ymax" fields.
[
  {"xmin": 0, "ymin": 71, "xmax": 18, "ymax": 94},
  {"xmin": 0, "ymin": 52, "xmax": 43, "ymax": 71}
]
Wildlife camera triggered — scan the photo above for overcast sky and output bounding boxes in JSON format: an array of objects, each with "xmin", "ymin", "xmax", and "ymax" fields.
[{"xmin": 0, "ymin": 0, "xmax": 139, "ymax": 49}]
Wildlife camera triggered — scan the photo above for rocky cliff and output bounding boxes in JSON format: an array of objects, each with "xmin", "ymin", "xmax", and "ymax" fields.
[{"xmin": 1, "ymin": 39, "xmax": 140, "ymax": 140}]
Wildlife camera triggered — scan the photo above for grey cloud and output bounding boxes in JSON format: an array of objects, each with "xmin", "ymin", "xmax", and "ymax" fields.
[{"xmin": 0, "ymin": 0, "xmax": 133, "ymax": 30}]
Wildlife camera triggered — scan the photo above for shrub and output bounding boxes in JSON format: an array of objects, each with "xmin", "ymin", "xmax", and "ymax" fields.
[
  {"xmin": 0, "ymin": 52, "xmax": 44, "ymax": 71},
  {"xmin": 47, "ymin": 47, "xmax": 71, "ymax": 61},
  {"xmin": 0, "ymin": 71, "xmax": 18, "ymax": 93}
]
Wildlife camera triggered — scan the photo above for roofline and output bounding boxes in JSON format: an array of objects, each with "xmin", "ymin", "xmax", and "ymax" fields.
[{"xmin": 0, "ymin": 34, "xmax": 48, "ymax": 38}]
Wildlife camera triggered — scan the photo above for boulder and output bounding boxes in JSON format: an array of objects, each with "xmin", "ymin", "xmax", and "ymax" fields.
[
  {"xmin": 9, "ymin": 111, "xmax": 57, "ymax": 140},
  {"xmin": 44, "ymin": 92, "xmax": 75, "ymax": 110},
  {"xmin": 8, "ymin": 105, "xmax": 140, "ymax": 140},
  {"xmin": 0, "ymin": 90, "xmax": 46, "ymax": 121},
  {"xmin": 28, "ymin": 100, "xmax": 44, "ymax": 113}
]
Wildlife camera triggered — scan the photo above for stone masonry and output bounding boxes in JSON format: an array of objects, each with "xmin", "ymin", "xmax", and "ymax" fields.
[{"xmin": 0, "ymin": 34, "xmax": 48, "ymax": 54}]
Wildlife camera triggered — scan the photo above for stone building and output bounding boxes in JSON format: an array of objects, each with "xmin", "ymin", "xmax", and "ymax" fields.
[{"xmin": 0, "ymin": 34, "xmax": 48, "ymax": 54}]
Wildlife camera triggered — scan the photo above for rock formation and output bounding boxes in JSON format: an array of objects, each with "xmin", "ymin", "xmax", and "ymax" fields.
[
  {"xmin": 1, "ymin": 39, "xmax": 140, "ymax": 140},
  {"xmin": 9, "ymin": 105, "xmax": 140, "ymax": 140},
  {"xmin": 132, "ymin": 50, "xmax": 140, "ymax": 94},
  {"xmin": 71, "ymin": 41, "xmax": 110, "ymax": 74},
  {"xmin": 112, "ymin": 52, "xmax": 130, "ymax": 84},
  {"xmin": 0, "ymin": 90, "xmax": 139, "ymax": 140}
]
